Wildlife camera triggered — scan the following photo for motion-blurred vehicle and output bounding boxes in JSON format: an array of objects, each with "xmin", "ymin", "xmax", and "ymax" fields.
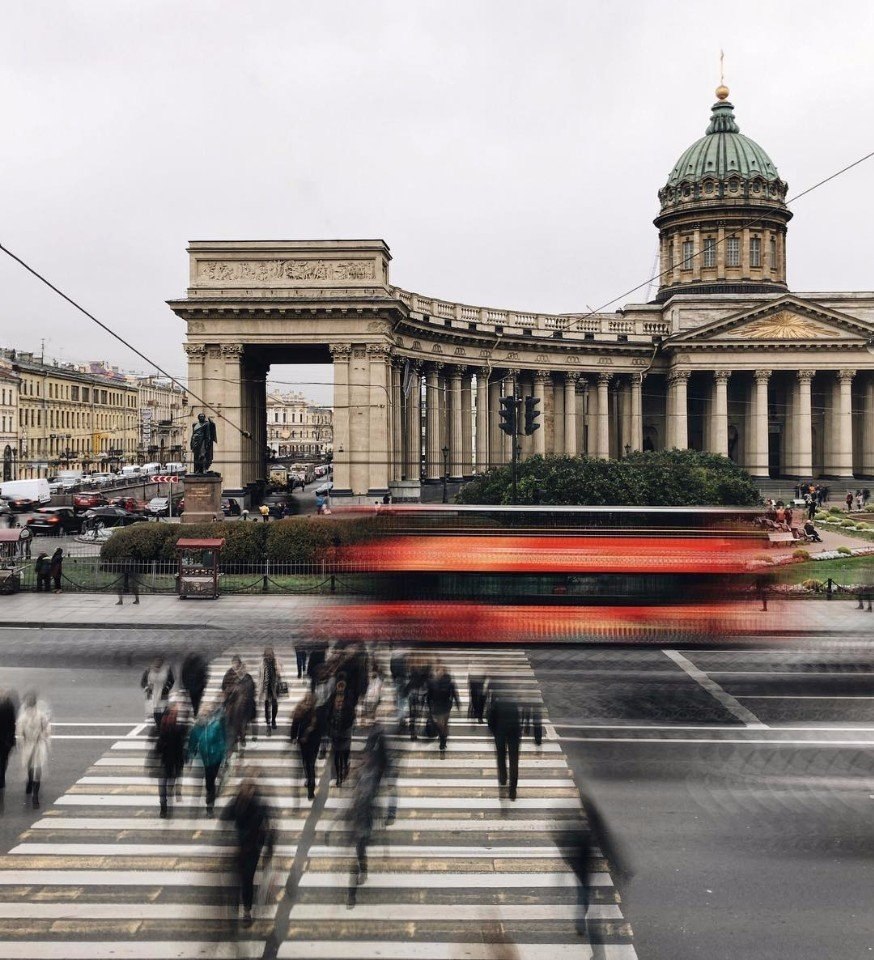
[
  {"xmin": 148, "ymin": 495, "xmax": 183, "ymax": 517},
  {"xmin": 314, "ymin": 481, "xmax": 334, "ymax": 495},
  {"xmin": 83, "ymin": 506, "xmax": 149, "ymax": 530},
  {"xmin": 26, "ymin": 507, "xmax": 84, "ymax": 536},
  {"xmin": 109, "ymin": 496, "xmax": 148, "ymax": 513},
  {"xmin": 164, "ymin": 462, "xmax": 186, "ymax": 475},
  {"xmin": 0, "ymin": 479, "xmax": 50, "ymax": 509},
  {"xmin": 221, "ymin": 498, "xmax": 241, "ymax": 517},
  {"xmin": 73, "ymin": 492, "xmax": 108, "ymax": 512}
]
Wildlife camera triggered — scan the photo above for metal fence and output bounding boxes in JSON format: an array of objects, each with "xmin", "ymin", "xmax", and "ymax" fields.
[{"xmin": 10, "ymin": 557, "xmax": 368, "ymax": 595}]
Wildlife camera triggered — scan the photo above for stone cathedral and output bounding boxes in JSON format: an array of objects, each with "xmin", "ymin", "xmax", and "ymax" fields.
[{"xmin": 171, "ymin": 86, "xmax": 874, "ymax": 503}]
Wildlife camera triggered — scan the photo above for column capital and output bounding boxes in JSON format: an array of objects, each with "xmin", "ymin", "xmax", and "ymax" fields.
[
  {"xmin": 366, "ymin": 343, "xmax": 392, "ymax": 360},
  {"xmin": 668, "ymin": 369, "xmax": 690, "ymax": 384},
  {"xmin": 714, "ymin": 370, "xmax": 732, "ymax": 383},
  {"xmin": 220, "ymin": 343, "xmax": 244, "ymax": 359},
  {"xmin": 753, "ymin": 369, "xmax": 771, "ymax": 383},
  {"xmin": 329, "ymin": 343, "xmax": 352, "ymax": 359},
  {"xmin": 534, "ymin": 370, "xmax": 552, "ymax": 384},
  {"xmin": 564, "ymin": 370, "xmax": 581, "ymax": 383},
  {"xmin": 838, "ymin": 369, "xmax": 856, "ymax": 383},
  {"xmin": 597, "ymin": 371, "xmax": 613, "ymax": 386},
  {"xmin": 505, "ymin": 368, "xmax": 521, "ymax": 380},
  {"xmin": 448, "ymin": 364, "xmax": 466, "ymax": 380},
  {"xmin": 427, "ymin": 361, "xmax": 445, "ymax": 375},
  {"xmin": 183, "ymin": 343, "xmax": 206, "ymax": 358},
  {"xmin": 796, "ymin": 369, "xmax": 815, "ymax": 384},
  {"xmin": 631, "ymin": 371, "xmax": 646, "ymax": 386}
]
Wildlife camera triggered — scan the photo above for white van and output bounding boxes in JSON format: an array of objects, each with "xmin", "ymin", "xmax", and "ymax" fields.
[
  {"xmin": 121, "ymin": 465, "xmax": 142, "ymax": 479},
  {"xmin": 0, "ymin": 479, "xmax": 51, "ymax": 506},
  {"xmin": 141, "ymin": 463, "xmax": 162, "ymax": 476},
  {"xmin": 163, "ymin": 462, "xmax": 186, "ymax": 476}
]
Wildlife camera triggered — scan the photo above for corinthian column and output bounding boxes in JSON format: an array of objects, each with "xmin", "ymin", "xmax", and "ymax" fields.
[
  {"xmin": 475, "ymin": 368, "xmax": 489, "ymax": 472},
  {"xmin": 630, "ymin": 372, "xmax": 643, "ymax": 452},
  {"xmin": 425, "ymin": 363, "xmax": 443, "ymax": 481},
  {"xmin": 449, "ymin": 365, "xmax": 464, "ymax": 479},
  {"xmin": 461, "ymin": 369, "xmax": 473, "ymax": 476},
  {"xmin": 749, "ymin": 370, "xmax": 770, "ymax": 477},
  {"xmin": 564, "ymin": 372, "xmax": 579, "ymax": 456},
  {"xmin": 710, "ymin": 370, "xmax": 731, "ymax": 456},
  {"xmin": 596, "ymin": 372, "xmax": 611, "ymax": 458},
  {"xmin": 405, "ymin": 361, "xmax": 422, "ymax": 481},
  {"xmin": 669, "ymin": 371, "xmax": 690, "ymax": 450},
  {"xmin": 329, "ymin": 343, "xmax": 352, "ymax": 493},
  {"xmin": 391, "ymin": 358, "xmax": 403, "ymax": 483},
  {"xmin": 367, "ymin": 343, "xmax": 391, "ymax": 495},
  {"xmin": 795, "ymin": 369, "xmax": 814, "ymax": 478},
  {"xmin": 836, "ymin": 369, "xmax": 855, "ymax": 478},
  {"xmin": 533, "ymin": 371, "xmax": 549, "ymax": 456},
  {"xmin": 864, "ymin": 377, "xmax": 874, "ymax": 477}
]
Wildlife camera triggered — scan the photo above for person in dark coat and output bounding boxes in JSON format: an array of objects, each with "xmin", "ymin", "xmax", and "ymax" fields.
[
  {"xmin": 221, "ymin": 777, "xmax": 274, "ymax": 927},
  {"xmin": 49, "ymin": 548, "xmax": 63, "ymax": 593},
  {"xmin": 344, "ymin": 751, "xmax": 381, "ymax": 909},
  {"xmin": 0, "ymin": 691, "xmax": 17, "ymax": 803},
  {"xmin": 34, "ymin": 553, "xmax": 50, "ymax": 593},
  {"xmin": 486, "ymin": 680, "xmax": 522, "ymax": 801},
  {"xmin": 426, "ymin": 662, "xmax": 461, "ymax": 754},
  {"xmin": 181, "ymin": 652, "xmax": 208, "ymax": 717},
  {"xmin": 154, "ymin": 704, "xmax": 187, "ymax": 818},
  {"xmin": 290, "ymin": 692, "xmax": 321, "ymax": 801},
  {"xmin": 403, "ymin": 654, "xmax": 432, "ymax": 741},
  {"xmin": 223, "ymin": 656, "xmax": 256, "ymax": 754},
  {"xmin": 293, "ymin": 641, "xmax": 308, "ymax": 680},
  {"xmin": 306, "ymin": 639, "xmax": 328, "ymax": 691},
  {"xmin": 328, "ymin": 676, "xmax": 356, "ymax": 787}
]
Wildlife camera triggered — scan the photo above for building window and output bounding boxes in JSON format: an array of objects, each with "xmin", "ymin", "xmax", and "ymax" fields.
[
  {"xmin": 667, "ymin": 240, "xmax": 674, "ymax": 269},
  {"xmin": 71, "ymin": 386, "xmax": 79, "ymax": 401},
  {"xmin": 726, "ymin": 236, "xmax": 740, "ymax": 267},
  {"xmin": 770, "ymin": 237, "xmax": 777, "ymax": 269},
  {"xmin": 681, "ymin": 239, "xmax": 694, "ymax": 269},
  {"xmin": 750, "ymin": 236, "xmax": 761, "ymax": 267},
  {"xmin": 703, "ymin": 238, "xmax": 716, "ymax": 268}
]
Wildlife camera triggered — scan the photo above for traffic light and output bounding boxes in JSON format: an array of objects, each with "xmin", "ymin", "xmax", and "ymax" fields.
[
  {"xmin": 499, "ymin": 396, "xmax": 517, "ymax": 436},
  {"xmin": 524, "ymin": 396, "xmax": 541, "ymax": 436}
]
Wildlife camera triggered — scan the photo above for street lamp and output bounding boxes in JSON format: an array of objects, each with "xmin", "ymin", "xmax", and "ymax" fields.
[{"xmin": 441, "ymin": 445, "xmax": 450, "ymax": 504}]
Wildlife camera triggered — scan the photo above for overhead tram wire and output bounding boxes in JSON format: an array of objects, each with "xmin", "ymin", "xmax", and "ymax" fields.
[{"xmin": 570, "ymin": 146, "xmax": 874, "ymax": 329}]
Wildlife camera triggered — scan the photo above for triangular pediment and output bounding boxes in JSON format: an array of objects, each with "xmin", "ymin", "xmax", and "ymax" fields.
[{"xmin": 670, "ymin": 296, "xmax": 874, "ymax": 345}]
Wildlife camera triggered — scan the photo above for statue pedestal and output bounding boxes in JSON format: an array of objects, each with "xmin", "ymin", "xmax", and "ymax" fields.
[{"xmin": 181, "ymin": 474, "xmax": 223, "ymax": 524}]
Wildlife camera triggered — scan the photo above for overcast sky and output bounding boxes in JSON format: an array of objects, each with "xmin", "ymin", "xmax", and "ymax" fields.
[{"xmin": 2, "ymin": 0, "xmax": 873, "ymax": 406}]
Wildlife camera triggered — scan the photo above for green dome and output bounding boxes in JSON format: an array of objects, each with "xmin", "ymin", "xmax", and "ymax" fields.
[{"xmin": 666, "ymin": 100, "xmax": 780, "ymax": 187}]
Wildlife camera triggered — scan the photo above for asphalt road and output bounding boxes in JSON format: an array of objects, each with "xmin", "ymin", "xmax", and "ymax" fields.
[{"xmin": 0, "ymin": 628, "xmax": 871, "ymax": 959}]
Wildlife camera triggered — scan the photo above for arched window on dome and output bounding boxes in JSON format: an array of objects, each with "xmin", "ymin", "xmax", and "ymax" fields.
[
  {"xmin": 681, "ymin": 239, "xmax": 694, "ymax": 270},
  {"xmin": 750, "ymin": 236, "xmax": 762, "ymax": 268},
  {"xmin": 703, "ymin": 238, "xmax": 716, "ymax": 268},
  {"xmin": 726, "ymin": 236, "xmax": 740, "ymax": 267}
]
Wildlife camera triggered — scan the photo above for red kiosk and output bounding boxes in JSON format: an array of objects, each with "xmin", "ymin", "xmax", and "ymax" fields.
[{"xmin": 176, "ymin": 537, "xmax": 225, "ymax": 599}]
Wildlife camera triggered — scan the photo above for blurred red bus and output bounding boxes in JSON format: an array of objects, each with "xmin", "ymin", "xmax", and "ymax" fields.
[{"xmin": 316, "ymin": 505, "xmax": 778, "ymax": 644}]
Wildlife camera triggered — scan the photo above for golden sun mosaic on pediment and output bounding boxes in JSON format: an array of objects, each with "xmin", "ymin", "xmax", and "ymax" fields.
[{"xmin": 726, "ymin": 311, "xmax": 838, "ymax": 340}]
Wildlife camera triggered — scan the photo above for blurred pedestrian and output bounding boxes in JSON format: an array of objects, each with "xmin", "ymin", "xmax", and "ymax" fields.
[
  {"xmin": 17, "ymin": 692, "xmax": 50, "ymax": 809},
  {"xmin": 154, "ymin": 703, "xmax": 187, "ymax": 818},
  {"xmin": 313, "ymin": 662, "xmax": 336, "ymax": 761},
  {"xmin": 0, "ymin": 690, "xmax": 17, "ymax": 807},
  {"xmin": 468, "ymin": 667, "xmax": 486, "ymax": 724},
  {"xmin": 361, "ymin": 662, "xmax": 384, "ymax": 725},
  {"xmin": 290, "ymin": 691, "xmax": 320, "ymax": 801},
  {"xmin": 222, "ymin": 775, "xmax": 274, "ymax": 927},
  {"xmin": 487, "ymin": 680, "xmax": 521, "ymax": 801},
  {"xmin": 34, "ymin": 553, "xmax": 50, "ymax": 593},
  {"xmin": 258, "ymin": 646, "xmax": 285, "ymax": 736},
  {"xmin": 294, "ymin": 641, "xmax": 308, "ymax": 679},
  {"xmin": 307, "ymin": 637, "xmax": 328, "ymax": 691},
  {"xmin": 426, "ymin": 662, "xmax": 461, "ymax": 754},
  {"xmin": 141, "ymin": 656, "xmax": 175, "ymax": 729},
  {"xmin": 259, "ymin": 503, "xmax": 270, "ymax": 522},
  {"xmin": 328, "ymin": 676, "xmax": 355, "ymax": 787},
  {"xmin": 344, "ymin": 750, "xmax": 380, "ymax": 909},
  {"xmin": 115, "ymin": 561, "xmax": 140, "ymax": 605},
  {"xmin": 186, "ymin": 699, "xmax": 226, "ymax": 817},
  {"xmin": 49, "ymin": 548, "xmax": 63, "ymax": 593},
  {"xmin": 403, "ymin": 654, "xmax": 432, "ymax": 741},
  {"xmin": 365, "ymin": 720, "xmax": 396, "ymax": 825},
  {"xmin": 181, "ymin": 651, "xmax": 208, "ymax": 717},
  {"xmin": 223, "ymin": 656, "xmax": 256, "ymax": 754},
  {"xmin": 389, "ymin": 646, "xmax": 409, "ymax": 728}
]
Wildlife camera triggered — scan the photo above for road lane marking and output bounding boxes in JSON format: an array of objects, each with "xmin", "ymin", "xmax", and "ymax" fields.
[
  {"xmin": 0, "ymin": 944, "xmax": 265, "ymax": 959},
  {"xmin": 663, "ymin": 648, "xmax": 767, "ymax": 728},
  {"xmin": 299, "ymin": 871, "xmax": 612, "ymax": 888},
  {"xmin": 557, "ymin": 736, "xmax": 874, "ymax": 745},
  {"xmin": 278, "ymin": 943, "xmax": 638, "ymax": 959}
]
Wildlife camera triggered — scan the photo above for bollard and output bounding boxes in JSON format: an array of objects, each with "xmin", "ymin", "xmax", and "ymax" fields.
[
  {"xmin": 826, "ymin": 577, "xmax": 833, "ymax": 600},
  {"xmin": 330, "ymin": 574, "xmax": 336, "ymax": 593}
]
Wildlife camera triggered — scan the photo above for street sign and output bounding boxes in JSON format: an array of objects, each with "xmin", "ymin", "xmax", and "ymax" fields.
[{"xmin": 152, "ymin": 475, "xmax": 177, "ymax": 483}]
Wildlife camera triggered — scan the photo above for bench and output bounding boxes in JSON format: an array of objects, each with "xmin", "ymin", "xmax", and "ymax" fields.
[{"xmin": 768, "ymin": 531, "xmax": 806, "ymax": 547}]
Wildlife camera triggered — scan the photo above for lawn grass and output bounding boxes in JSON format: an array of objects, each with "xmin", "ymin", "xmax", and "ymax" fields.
[{"xmin": 777, "ymin": 554, "xmax": 874, "ymax": 586}]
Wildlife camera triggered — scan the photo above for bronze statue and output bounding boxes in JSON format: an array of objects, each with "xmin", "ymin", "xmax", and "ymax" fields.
[{"xmin": 190, "ymin": 413, "xmax": 218, "ymax": 474}]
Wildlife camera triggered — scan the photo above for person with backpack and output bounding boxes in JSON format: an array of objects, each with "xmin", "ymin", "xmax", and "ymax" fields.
[
  {"xmin": 186, "ymin": 699, "xmax": 226, "ymax": 817},
  {"xmin": 426, "ymin": 662, "xmax": 461, "ymax": 755},
  {"xmin": 154, "ymin": 704, "xmax": 187, "ymax": 818},
  {"xmin": 34, "ymin": 553, "xmax": 50, "ymax": 593},
  {"xmin": 257, "ymin": 646, "xmax": 285, "ymax": 736},
  {"xmin": 49, "ymin": 548, "xmax": 64, "ymax": 593},
  {"xmin": 290, "ymin": 692, "xmax": 321, "ymax": 801}
]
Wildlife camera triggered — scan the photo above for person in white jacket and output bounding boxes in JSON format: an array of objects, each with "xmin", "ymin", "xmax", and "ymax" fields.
[{"xmin": 16, "ymin": 693, "xmax": 50, "ymax": 809}]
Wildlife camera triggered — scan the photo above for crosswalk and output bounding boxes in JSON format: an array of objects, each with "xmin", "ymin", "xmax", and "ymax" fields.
[{"xmin": 0, "ymin": 646, "xmax": 637, "ymax": 959}]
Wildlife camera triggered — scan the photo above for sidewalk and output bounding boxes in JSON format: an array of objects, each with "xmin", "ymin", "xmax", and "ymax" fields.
[{"xmin": 1, "ymin": 591, "xmax": 872, "ymax": 638}]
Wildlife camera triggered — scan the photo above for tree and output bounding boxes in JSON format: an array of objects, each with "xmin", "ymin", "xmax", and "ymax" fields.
[{"xmin": 456, "ymin": 450, "xmax": 761, "ymax": 507}]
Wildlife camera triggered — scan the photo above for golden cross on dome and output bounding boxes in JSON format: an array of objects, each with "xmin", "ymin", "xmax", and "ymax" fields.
[{"xmin": 716, "ymin": 49, "xmax": 729, "ymax": 100}]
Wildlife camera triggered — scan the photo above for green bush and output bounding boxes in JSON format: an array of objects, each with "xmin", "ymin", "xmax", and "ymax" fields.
[
  {"xmin": 457, "ymin": 449, "xmax": 761, "ymax": 507},
  {"xmin": 814, "ymin": 512, "xmax": 830, "ymax": 522},
  {"xmin": 265, "ymin": 516, "xmax": 385, "ymax": 563},
  {"xmin": 828, "ymin": 507, "xmax": 844, "ymax": 515},
  {"xmin": 792, "ymin": 549, "xmax": 810, "ymax": 560},
  {"xmin": 801, "ymin": 578, "xmax": 824, "ymax": 591},
  {"xmin": 100, "ymin": 521, "xmax": 268, "ymax": 564},
  {"xmin": 840, "ymin": 519, "xmax": 856, "ymax": 528},
  {"xmin": 837, "ymin": 545, "xmax": 853, "ymax": 555},
  {"xmin": 855, "ymin": 521, "xmax": 869, "ymax": 530}
]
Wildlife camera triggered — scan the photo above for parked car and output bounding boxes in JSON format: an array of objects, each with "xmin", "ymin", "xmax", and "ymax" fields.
[
  {"xmin": 83, "ymin": 506, "xmax": 149, "ymax": 530},
  {"xmin": 0, "ymin": 479, "xmax": 51, "ymax": 508},
  {"xmin": 73, "ymin": 492, "xmax": 109, "ymax": 513},
  {"xmin": 222, "ymin": 498, "xmax": 241, "ymax": 517},
  {"xmin": 27, "ymin": 507, "xmax": 84, "ymax": 536},
  {"xmin": 314, "ymin": 481, "xmax": 334, "ymax": 495},
  {"xmin": 164, "ymin": 462, "xmax": 186, "ymax": 476},
  {"xmin": 4, "ymin": 496, "xmax": 38, "ymax": 512},
  {"xmin": 147, "ymin": 496, "xmax": 183, "ymax": 517},
  {"xmin": 0, "ymin": 500, "xmax": 11, "ymax": 518},
  {"xmin": 109, "ymin": 497, "xmax": 148, "ymax": 513}
]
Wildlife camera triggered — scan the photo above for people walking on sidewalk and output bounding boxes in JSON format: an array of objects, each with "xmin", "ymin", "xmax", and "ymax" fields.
[
  {"xmin": 290, "ymin": 691, "xmax": 320, "ymax": 801},
  {"xmin": 222, "ymin": 775, "xmax": 274, "ymax": 927},
  {"xmin": 426, "ymin": 662, "xmax": 461, "ymax": 754},
  {"xmin": 222, "ymin": 656, "xmax": 256, "ymax": 755},
  {"xmin": 141, "ymin": 656, "xmax": 175, "ymax": 729},
  {"xmin": 154, "ymin": 703, "xmax": 187, "ymax": 818},
  {"xmin": 186, "ymin": 699, "xmax": 226, "ymax": 817},
  {"xmin": 294, "ymin": 641, "xmax": 308, "ymax": 679},
  {"xmin": 49, "ymin": 548, "xmax": 63, "ymax": 593},
  {"xmin": 389, "ymin": 646, "xmax": 409, "ymax": 728},
  {"xmin": 0, "ymin": 691, "xmax": 17, "ymax": 808},
  {"xmin": 116, "ymin": 561, "xmax": 140, "ymax": 605},
  {"xmin": 16, "ymin": 693, "xmax": 50, "ymax": 809},
  {"xmin": 257, "ymin": 646, "xmax": 285, "ymax": 736},
  {"xmin": 486, "ymin": 680, "xmax": 522, "ymax": 801},
  {"xmin": 344, "ymin": 749, "xmax": 381, "ymax": 910},
  {"xmin": 403, "ymin": 654, "xmax": 432, "ymax": 741},
  {"xmin": 34, "ymin": 553, "xmax": 50, "ymax": 593},
  {"xmin": 181, "ymin": 651, "xmax": 208, "ymax": 717},
  {"xmin": 360, "ymin": 662, "xmax": 384, "ymax": 726}
]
